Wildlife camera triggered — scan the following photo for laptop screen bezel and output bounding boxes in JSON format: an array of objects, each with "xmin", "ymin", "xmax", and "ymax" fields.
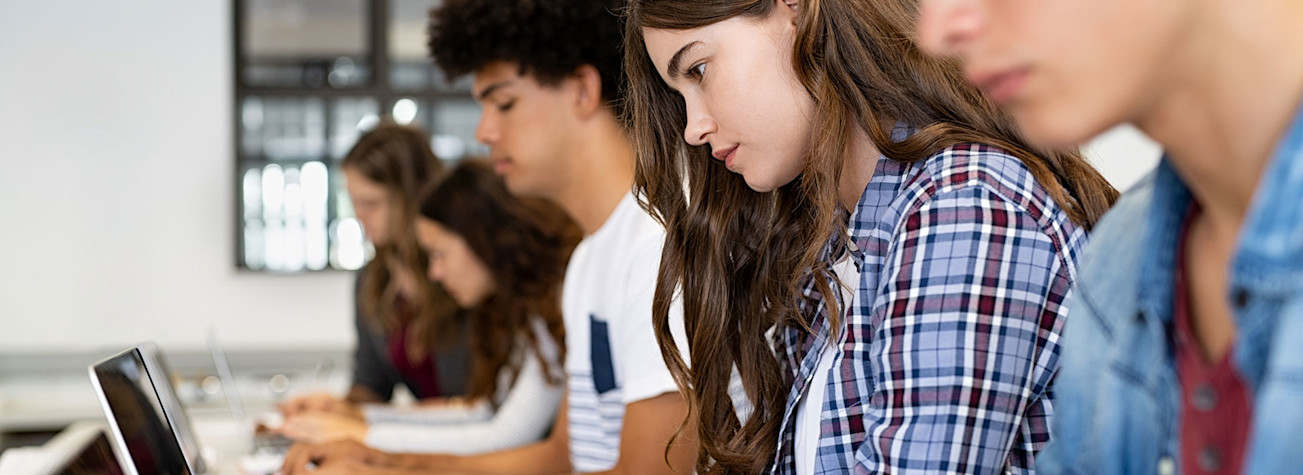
[{"xmin": 88, "ymin": 344, "xmax": 207, "ymax": 475}]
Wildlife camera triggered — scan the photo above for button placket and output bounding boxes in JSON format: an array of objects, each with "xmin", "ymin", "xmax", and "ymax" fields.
[
  {"xmin": 1191, "ymin": 384, "xmax": 1218, "ymax": 412},
  {"xmin": 1198, "ymin": 446, "xmax": 1223, "ymax": 472}
]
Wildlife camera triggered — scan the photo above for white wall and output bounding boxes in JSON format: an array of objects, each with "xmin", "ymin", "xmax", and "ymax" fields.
[
  {"xmin": 0, "ymin": 1, "xmax": 1164, "ymax": 354},
  {"xmin": 1084, "ymin": 125, "xmax": 1163, "ymax": 191},
  {"xmin": 0, "ymin": 0, "xmax": 354, "ymax": 353}
]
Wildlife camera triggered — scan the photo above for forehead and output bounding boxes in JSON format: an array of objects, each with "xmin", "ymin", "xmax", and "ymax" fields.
[
  {"xmin": 342, "ymin": 168, "xmax": 385, "ymax": 192},
  {"xmin": 472, "ymin": 61, "xmax": 548, "ymax": 98},
  {"xmin": 643, "ymin": 27, "xmax": 706, "ymax": 75},
  {"xmin": 416, "ymin": 218, "xmax": 451, "ymax": 240}
]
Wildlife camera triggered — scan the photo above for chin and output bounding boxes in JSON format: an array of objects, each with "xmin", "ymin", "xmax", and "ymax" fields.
[
  {"xmin": 1014, "ymin": 100, "xmax": 1115, "ymax": 149},
  {"xmin": 740, "ymin": 173, "xmax": 780, "ymax": 193},
  {"xmin": 502, "ymin": 176, "xmax": 541, "ymax": 198}
]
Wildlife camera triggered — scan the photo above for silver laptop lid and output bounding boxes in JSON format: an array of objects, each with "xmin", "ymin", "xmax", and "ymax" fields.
[{"xmin": 88, "ymin": 344, "xmax": 207, "ymax": 475}]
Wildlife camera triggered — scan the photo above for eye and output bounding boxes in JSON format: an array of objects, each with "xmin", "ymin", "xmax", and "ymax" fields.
[
  {"xmin": 686, "ymin": 62, "xmax": 707, "ymax": 81},
  {"xmin": 497, "ymin": 100, "xmax": 516, "ymax": 112}
]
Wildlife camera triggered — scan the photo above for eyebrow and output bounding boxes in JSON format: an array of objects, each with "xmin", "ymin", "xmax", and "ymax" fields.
[
  {"xmin": 475, "ymin": 81, "xmax": 512, "ymax": 101},
  {"xmin": 666, "ymin": 41, "xmax": 703, "ymax": 80}
]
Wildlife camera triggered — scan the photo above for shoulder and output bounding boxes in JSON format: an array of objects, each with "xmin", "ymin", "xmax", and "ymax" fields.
[
  {"xmin": 911, "ymin": 144, "xmax": 1062, "ymax": 221},
  {"xmin": 877, "ymin": 144, "xmax": 1079, "ymax": 242},
  {"xmin": 1068, "ymin": 171, "xmax": 1159, "ymax": 332},
  {"xmin": 1077, "ymin": 172, "xmax": 1158, "ymax": 267},
  {"xmin": 587, "ymin": 195, "xmax": 667, "ymax": 275}
]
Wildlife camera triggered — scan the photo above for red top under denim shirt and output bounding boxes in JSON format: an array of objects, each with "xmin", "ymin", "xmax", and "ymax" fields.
[
  {"xmin": 386, "ymin": 297, "xmax": 441, "ymax": 398},
  {"xmin": 1174, "ymin": 204, "xmax": 1253, "ymax": 475}
]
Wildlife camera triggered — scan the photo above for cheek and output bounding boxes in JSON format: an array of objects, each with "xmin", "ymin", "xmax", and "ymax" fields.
[
  {"xmin": 1014, "ymin": 6, "xmax": 1163, "ymax": 146},
  {"xmin": 474, "ymin": 260, "xmax": 495, "ymax": 290}
]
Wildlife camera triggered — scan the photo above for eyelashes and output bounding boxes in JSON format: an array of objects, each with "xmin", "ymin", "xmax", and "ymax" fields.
[{"xmin": 684, "ymin": 62, "xmax": 707, "ymax": 81}]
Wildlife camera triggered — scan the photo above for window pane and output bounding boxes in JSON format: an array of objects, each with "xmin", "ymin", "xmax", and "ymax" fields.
[
  {"xmin": 388, "ymin": 0, "xmax": 472, "ymax": 91},
  {"xmin": 389, "ymin": 0, "xmax": 437, "ymax": 61},
  {"xmin": 243, "ymin": 0, "xmax": 372, "ymax": 88},
  {"xmin": 242, "ymin": 96, "xmax": 326, "ymax": 161},
  {"xmin": 431, "ymin": 99, "xmax": 485, "ymax": 160},
  {"xmin": 330, "ymin": 97, "xmax": 380, "ymax": 159}
]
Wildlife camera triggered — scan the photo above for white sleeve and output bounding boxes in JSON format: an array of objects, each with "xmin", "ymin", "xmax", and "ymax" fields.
[
  {"xmin": 362, "ymin": 401, "xmax": 493, "ymax": 425},
  {"xmin": 616, "ymin": 233, "xmax": 685, "ymax": 405},
  {"xmin": 362, "ymin": 349, "xmax": 563, "ymax": 454}
]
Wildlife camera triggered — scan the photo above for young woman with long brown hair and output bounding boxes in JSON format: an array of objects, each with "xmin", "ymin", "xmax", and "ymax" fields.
[
  {"xmin": 624, "ymin": 0, "xmax": 1119, "ymax": 472},
  {"xmin": 279, "ymin": 122, "xmax": 468, "ymax": 427}
]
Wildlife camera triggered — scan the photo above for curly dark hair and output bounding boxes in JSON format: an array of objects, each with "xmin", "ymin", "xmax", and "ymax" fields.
[
  {"xmin": 419, "ymin": 160, "xmax": 581, "ymax": 403},
  {"xmin": 428, "ymin": 0, "xmax": 626, "ymax": 115}
]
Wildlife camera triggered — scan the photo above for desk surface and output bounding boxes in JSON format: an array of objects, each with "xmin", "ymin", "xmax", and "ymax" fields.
[{"xmin": 0, "ymin": 406, "xmax": 283, "ymax": 475}]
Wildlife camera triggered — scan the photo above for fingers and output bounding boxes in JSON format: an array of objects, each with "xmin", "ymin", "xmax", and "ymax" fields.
[
  {"xmin": 279, "ymin": 442, "xmax": 318, "ymax": 475},
  {"xmin": 281, "ymin": 393, "xmax": 341, "ymax": 418},
  {"xmin": 279, "ymin": 415, "xmax": 322, "ymax": 443},
  {"xmin": 281, "ymin": 440, "xmax": 381, "ymax": 474}
]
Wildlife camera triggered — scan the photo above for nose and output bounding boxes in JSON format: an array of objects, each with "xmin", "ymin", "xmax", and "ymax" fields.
[
  {"xmin": 427, "ymin": 259, "xmax": 444, "ymax": 283},
  {"xmin": 475, "ymin": 111, "xmax": 499, "ymax": 145},
  {"xmin": 682, "ymin": 97, "xmax": 717, "ymax": 147},
  {"xmin": 916, "ymin": 0, "xmax": 984, "ymax": 58}
]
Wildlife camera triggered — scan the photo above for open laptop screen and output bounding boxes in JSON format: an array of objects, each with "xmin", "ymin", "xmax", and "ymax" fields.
[
  {"xmin": 89, "ymin": 348, "xmax": 191, "ymax": 475},
  {"xmin": 52, "ymin": 431, "xmax": 126, "ymax": 475}
]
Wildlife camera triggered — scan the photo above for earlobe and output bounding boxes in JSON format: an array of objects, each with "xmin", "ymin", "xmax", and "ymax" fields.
[{"xmin": 783, "ymin": 0, "xmax": 798, "ymax": 14}]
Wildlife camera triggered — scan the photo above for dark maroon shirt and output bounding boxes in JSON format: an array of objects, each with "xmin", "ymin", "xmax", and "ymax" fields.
[
  {"xmin": 386, "ymin": 297, "xmax": 441, "ymax": 399},
  {"xmin": 1174, "ymin": 205, "xmax": 1252, "ymax": 475}
]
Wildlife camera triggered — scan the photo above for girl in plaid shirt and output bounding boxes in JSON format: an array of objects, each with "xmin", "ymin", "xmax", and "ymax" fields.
[{"xmin": 623, "ymin": 0, "xmax": 1118, "ymax": 473}]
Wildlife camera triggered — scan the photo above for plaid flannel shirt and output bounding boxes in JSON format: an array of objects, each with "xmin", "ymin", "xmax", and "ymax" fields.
[{"xmin": 772, "ymin": 144, "xmax": 1089, "ymax": 474}]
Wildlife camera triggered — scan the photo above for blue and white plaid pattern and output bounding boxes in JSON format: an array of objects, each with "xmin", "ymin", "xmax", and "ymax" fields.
[{"xmin": 773, "ymin": 144, "xmax": 1088, "ymax": 474}]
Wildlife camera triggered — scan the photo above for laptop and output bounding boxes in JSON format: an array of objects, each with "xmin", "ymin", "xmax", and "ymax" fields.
[
  {"xmin": 89, "ymin": 343, "xmax": 286, "ymax": 475},
  {"xmin": 206, "ymin": 330, "xmax": 294, "ymax": 454},
  {"xmin": 88, "ymin": 344, "xmax": 206, "ymax": 475}
]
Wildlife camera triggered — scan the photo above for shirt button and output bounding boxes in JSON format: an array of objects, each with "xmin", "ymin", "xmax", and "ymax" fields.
[
  {"xmin": 1233, "ymin": 288, "xmax": 1250, "ymax": 308},
  {"xmin": 1157, "ymin": 456, "xmax": 1176, "ymax": 475},
  {"xmin": 1199, "ymin": 447, "xmax": 1223, "ymax": 472},
  {"xmin": 1192, "ymin": 384, "xmax": 1218, "ymax": 412}
]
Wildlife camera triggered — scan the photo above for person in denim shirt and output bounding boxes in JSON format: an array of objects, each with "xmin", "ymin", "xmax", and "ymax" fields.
[{"xmin": 916, "ymin": 0, "xmax": 1303, "ymax": 473}]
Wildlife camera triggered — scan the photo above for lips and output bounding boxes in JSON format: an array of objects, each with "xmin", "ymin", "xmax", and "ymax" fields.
[
  {"xmin": 490, "ymin": 156, "xmax": 512, "ymax": 174},
  {"xmin": 712, "ymin": 145, "xmax": 738, "ymax": 170},
  {"xmin": 968, "ymin": 67, "xmax": 1031, "ymax": 105}
]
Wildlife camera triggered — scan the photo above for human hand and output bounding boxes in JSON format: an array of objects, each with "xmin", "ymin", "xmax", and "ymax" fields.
[
  {"xmin": 279, "ymin": 439, "xmax": 394, "ymax": 475},
  {"xmin": 279, "ymin": 412, "xmax": 368, "ymax": 444},
  {"xmin": 279, "ymin": 393, "xmax": 362, "ymax": 419}
]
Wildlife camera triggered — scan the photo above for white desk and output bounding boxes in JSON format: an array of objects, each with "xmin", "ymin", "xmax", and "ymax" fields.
[
  {"xmin": 0, "ymin": 347, "xmax": 351, "ymax": 474},
  {"xmin": 0, "ymin": 403, "xmax": 287, "ymax": 475}
]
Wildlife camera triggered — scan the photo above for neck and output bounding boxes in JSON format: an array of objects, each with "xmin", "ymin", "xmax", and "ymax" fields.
[
  {"xmin": 840, "ymin": 126, "xmax": 880, "ymax": 211},
  {"xmin": 1136, "ymin": 0, "xmax": 1303, "ymax": 235},
  {"xmin": 549, "ymin": 113, "xmax": 637, "ymax": 235}
]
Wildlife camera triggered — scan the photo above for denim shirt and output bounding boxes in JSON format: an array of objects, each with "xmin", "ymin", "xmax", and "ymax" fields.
[{"xmin": 1040, "ymin": 100, "xmax": 1303, "ymax": 474}]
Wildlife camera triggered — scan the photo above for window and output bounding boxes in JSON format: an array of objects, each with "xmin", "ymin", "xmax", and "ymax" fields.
[{"xmin": 234, "ymin": 0, "xmax": 484, "ymax": 272}]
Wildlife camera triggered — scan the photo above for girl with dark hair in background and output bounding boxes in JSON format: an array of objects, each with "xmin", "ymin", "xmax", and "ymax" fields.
[{"xmin": 624, "ymin": 0, "xmax": 1118, "ymax": 472}]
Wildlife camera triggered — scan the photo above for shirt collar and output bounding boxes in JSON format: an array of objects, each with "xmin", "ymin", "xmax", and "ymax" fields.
[
  {"xmin": 845, "ymin": 157, "xmax": 913, "ymax": 270},
  {"xmin": 1232, "ymin": 96, "xmax": 1303, "ymax": 293}
]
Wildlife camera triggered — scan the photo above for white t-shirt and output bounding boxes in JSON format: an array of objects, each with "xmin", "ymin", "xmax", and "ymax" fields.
[
  {"xmin": 362, "ymin": 318, "xmax": 563, "ymax": 454},
  {"xmin": 563, "ymin": 192, "xmax": 683, "ymax": 472},
  {"xmin": 794, "ymin": 257, "xmax": 859, "ymax": 475}
]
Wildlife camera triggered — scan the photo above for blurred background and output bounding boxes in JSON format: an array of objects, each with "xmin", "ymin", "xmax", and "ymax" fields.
[{"xmin": 0, "ymin": 0, "xmax": 1161, "ymax": 460}]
